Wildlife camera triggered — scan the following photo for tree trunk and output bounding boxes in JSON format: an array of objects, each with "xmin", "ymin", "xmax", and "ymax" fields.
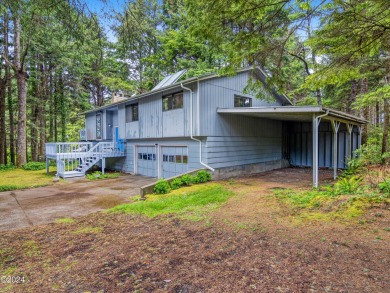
[
  {"xmin": 38, "ymin": 62, "xmax": 47, "ymax": 161},
  {"xmin": 0, "ymin": 79, "xmax": 6, "ymax": 165},
  {"xmin": 0, "ymin": 13, "xmax": 8, "ymax": 164},
  {"xmin": 361, "ymin": 78, "xmax": 369, "ymax": 145},
  {"xmin": 346, "ymin": 79, "xmax": 358, "ymax": 114},
  {"xmin": 14, "ymin": 16, "xmax": 28, "ymax": 167},
  {"xmin": 49, "ymin": 72, "xmax": 54, "ymax": 142},
  {"xmin": 376, "ymin": 102, "xmax": 380, "ymax": 125},
  {"xmin": 382, "ymin": 98, "xmax": 389, "ymax": 161},
  {"xmin": 30, "ymin": 100, "xmax": 39, "ymax": 162},
  {"xmin": 58, "ymin": 74, "xmax": 67, "ymax": 141}
]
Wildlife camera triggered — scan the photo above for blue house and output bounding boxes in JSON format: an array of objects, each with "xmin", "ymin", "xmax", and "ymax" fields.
[{"xmin": 46, "ymin": 68, "xmax": 366, "ymax": 187}]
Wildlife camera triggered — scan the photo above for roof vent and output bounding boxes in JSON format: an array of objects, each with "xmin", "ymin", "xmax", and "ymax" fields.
[{"xmin": 152, "ymin": 69, "xmax": 187, "ymax": 91}]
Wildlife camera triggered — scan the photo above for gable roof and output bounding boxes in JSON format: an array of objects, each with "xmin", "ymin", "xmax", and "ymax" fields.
[{"xmin": 82, "ymin": 67, "xmax": 292, "ymax": 114}]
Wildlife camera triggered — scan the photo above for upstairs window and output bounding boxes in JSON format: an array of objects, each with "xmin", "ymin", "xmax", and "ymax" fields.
[
  {"xmin": 162, "ymin": 92, "xmax": 183, "ymax": 111},
  {"xmin": 234, "ymin": 95, "xmax": 252, "ymax": 107},
  {"xmin": 125, "ymin": 104, "xmax": 138, "ymax": 123}
]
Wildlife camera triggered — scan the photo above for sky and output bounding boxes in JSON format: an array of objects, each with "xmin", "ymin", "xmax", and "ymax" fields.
[{"xmin": 83, "ymin": 0, "xmax": 127, "ymax": 41}]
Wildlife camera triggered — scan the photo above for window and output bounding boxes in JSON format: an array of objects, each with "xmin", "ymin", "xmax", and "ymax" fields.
[
  {"xmin": 234, "ymin": 95, "xmax": 252, "ymax": 107},
  {"xmin": 96, "ymin": 113, "xmax": 102, "ymax": 139},
  {"xmin": 125, "ymin": 104, "xmax": 138, "ymax": 123},
  {"xmin": 162, "ymin": 92, "xmax": 183, "ymax": 111},
  {"xmin": 138, "ymin": 153, "xmax": 156, "ymax": 161},
  {"xmin": 162, "ymin": 154, "xmax": 188, "ymax": 164}
]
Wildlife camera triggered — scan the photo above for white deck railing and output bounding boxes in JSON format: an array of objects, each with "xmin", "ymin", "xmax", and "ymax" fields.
[
  {"xmin": 46, "ymin": 141, "xmax": 126, "ymax": 177},
  {"xmin": 46, "ymin": 142, "xmax": 93, "ymax": 156}
]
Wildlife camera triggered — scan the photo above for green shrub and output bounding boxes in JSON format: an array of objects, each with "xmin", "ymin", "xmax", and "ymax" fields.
[
  {"xmin": 0, "ymin": 164, "xmax": 15, "ymax": 171},
  {"xmin": 379, "ymin": 179, "xmax": 390, "ymax": 195},
  {"xmin": 180, "ymin": 174, "xmax": 193, "ymax": 186},
  {"xmin": 86, "ymin": 171, "xmax": 120, "ymax": 180},
  {"xmin": 341, "ymin": 159, "xmax": 362, "ymax": 177},
  {"xmin": 193, "ymin": 170, "xmax": 211, "ymax": 184},
  {"xmin": 333, "ymin": 176, "xmax": 362, "ymax": 194},
  {"xmin": 353, "ymin": 126, "xmax": 387, "ymax": 166},
  {"xmin": 22, "ymin": 162, "xmax": 46, "ymax": 171},
  {"xmin": 154, "ymin": 179, "xmax": 171, "ymax": 194},
  {"xmin": 171, "ymin": 178, "xmax": 183, "ymax": 190}
]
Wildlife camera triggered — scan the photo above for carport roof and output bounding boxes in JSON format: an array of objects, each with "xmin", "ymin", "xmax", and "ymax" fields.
[{"xmin": 217, "ymin": 106, "xmax": 367, "ymax": 125}]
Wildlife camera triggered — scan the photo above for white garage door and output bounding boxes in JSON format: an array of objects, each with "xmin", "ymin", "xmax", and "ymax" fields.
[
  {"xmin": 162, "ymin": 146, "xmax": 188, "ymax": 178},
  {"xmin": 137, "ymin": 146, "xmax": 157, "ymax": 177}
]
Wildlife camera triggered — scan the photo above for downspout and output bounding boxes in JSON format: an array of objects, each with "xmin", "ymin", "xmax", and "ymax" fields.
[{"xmin": 181, "ymin": 83, "xmax": 215, "ymax": 172}]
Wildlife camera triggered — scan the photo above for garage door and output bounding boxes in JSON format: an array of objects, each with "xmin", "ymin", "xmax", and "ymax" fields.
[
  {"xmin": 137, "ymin": 146, "xmax": 157, "ymax": 177},
  {"xmin": 162, "ymin": 146, "xmax": 188, "ymax": 178}
]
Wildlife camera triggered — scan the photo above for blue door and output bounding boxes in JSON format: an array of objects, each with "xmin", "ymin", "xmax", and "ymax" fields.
[{"xmin": 113, "ymin": 127, "xmax": 124, "ymax": 152}]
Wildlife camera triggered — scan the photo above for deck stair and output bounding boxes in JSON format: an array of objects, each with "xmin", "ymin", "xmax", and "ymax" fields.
[{"xmin": 45, "ymin": 141, "xmax": 125, "ymax": 178}]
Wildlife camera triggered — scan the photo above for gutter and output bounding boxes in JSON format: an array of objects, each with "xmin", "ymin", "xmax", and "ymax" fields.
[{"xmin": 180, "ymin": 83, "xmax": 215, "ymax": 172}]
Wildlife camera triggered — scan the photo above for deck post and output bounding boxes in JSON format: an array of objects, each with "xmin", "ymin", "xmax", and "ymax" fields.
[
  {"xmin": 357, "ymin": 125, "xmax": 362, "ymax": 148},
  {"xmin": 46, "ymin": 158, "xmax": 50, "ymax": 174},
  {"xmin": 312, "ymin": 114, "xmax": 319, "ymax": 188},
  {"xmin": 331, "ymin": 120, "xmax": 340, "ymax": 180},
  {"xmin": 346, "ymin": 124, "xmax": 353, "ymax": 163},
  {"xmin": 102, "ymin": 158, "xmax": 105, "ymax": 175}
]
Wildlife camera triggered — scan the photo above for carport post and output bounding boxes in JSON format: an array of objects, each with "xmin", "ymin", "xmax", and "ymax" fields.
[
  {"xmin": 331, "ymin": 120, "xmax": 340, "ymax": 180},
  {"xmin": 102, "ymin": 158, "xmax": 105, "ymax": 175},
  {"xmin": 312, "ymin": 114, "xmax": 319, "ymax": 188},
  {"xmin": 346, "ymin": 124, "xmax": 353, "ymax": 162},
  {"xmin": 358, "ymin": 126, "xmax": 362, "ymax": 148}
]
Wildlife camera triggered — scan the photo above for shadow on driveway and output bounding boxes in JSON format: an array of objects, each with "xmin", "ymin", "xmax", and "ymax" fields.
[{"xmin": 0, "ymin": 175, "xmax": 156, "ymax": 231}]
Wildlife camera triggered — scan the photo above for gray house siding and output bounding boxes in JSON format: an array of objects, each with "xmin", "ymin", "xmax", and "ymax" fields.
[
  {"xmin": 120, "ymin": 85, "xmax": 196, "ymax": 140},
  {"xmin": 204, "ymin": 117, "xmax": 282, "ymax": 170},
  {"xmin": 198, "ymin": 71, "xmax": 281, "ymax": 137},
  {"xmin": 289, "ymin": 122, "xmax": 360, "ymax": 168}
]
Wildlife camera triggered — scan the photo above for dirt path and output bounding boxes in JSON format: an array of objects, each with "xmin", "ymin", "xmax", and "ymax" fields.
[
  {"xmin": 0, "ymin": 175, "xmax": 155, "ymax": 231},
  {"xmin": 0, "ymin": 168, "xmax": 389, "ymax": 292}
]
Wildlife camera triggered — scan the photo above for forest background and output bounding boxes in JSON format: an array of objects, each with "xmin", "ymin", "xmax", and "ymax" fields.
[{"xmin": 0, "ymin": 0, "xmax": 389, "ymax": 167}]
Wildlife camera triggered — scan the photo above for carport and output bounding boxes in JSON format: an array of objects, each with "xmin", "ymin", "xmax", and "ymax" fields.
[{"xmin": 217, "ymin": 106, "xmax": 367, "ymax": 187}]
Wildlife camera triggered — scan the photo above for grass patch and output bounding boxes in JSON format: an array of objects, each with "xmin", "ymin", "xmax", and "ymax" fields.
[
  {"xmin": 23, "ymin": 240, "xmax": 40, "ymax": 257},
  {"xmin": 0, "ymin": 168, "xmax": 56, "ymax": 191},
  {"xmin": 72, "ymin": 226, "xmax": 103, "ymax": 234},
  {"xmin": 55, "ymin": 217, "xmax": 76, "ymax": 224},
  {"xmin": 272, "ymin": 188, "xmax": 388, "ymax": 223},
  {"xmin": 108, "ymin": 183, "xmax": 234, "ymax": 219}
]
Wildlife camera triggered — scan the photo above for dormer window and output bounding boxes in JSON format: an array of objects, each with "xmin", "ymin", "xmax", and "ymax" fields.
[
  {"xmin": 162, "ymin": 92, "xmax": 183, "ymax": 111},
  {"xmin": 234, "ymin": 95, "xmax": 252, "ymax": 107}
]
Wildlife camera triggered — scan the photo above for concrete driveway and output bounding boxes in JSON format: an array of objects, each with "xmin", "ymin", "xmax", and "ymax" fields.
[{"xmin": 0, "ymin": 175, "xmax": 155, "ymax": 232}]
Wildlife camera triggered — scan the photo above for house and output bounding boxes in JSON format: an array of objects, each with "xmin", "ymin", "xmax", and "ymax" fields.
[{"xmin": 45, "ymin": 67, "xmax": 366, "ymax": 187}]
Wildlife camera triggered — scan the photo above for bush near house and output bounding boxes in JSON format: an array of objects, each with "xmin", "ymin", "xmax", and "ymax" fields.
[
  {"xmin": 153, "ymin": 170, "xmax": 212, "ymax": 194},
  {"xmin": 154, "ymin": 179, "xmax": 171, "ymax": 194},
  {"xmin": 180, "ymin": 174, "xmax": 193, "ymax": 186},
  {"xmin": 170, "ymin": 178, "xmax": 184, "ymax": 190}
]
